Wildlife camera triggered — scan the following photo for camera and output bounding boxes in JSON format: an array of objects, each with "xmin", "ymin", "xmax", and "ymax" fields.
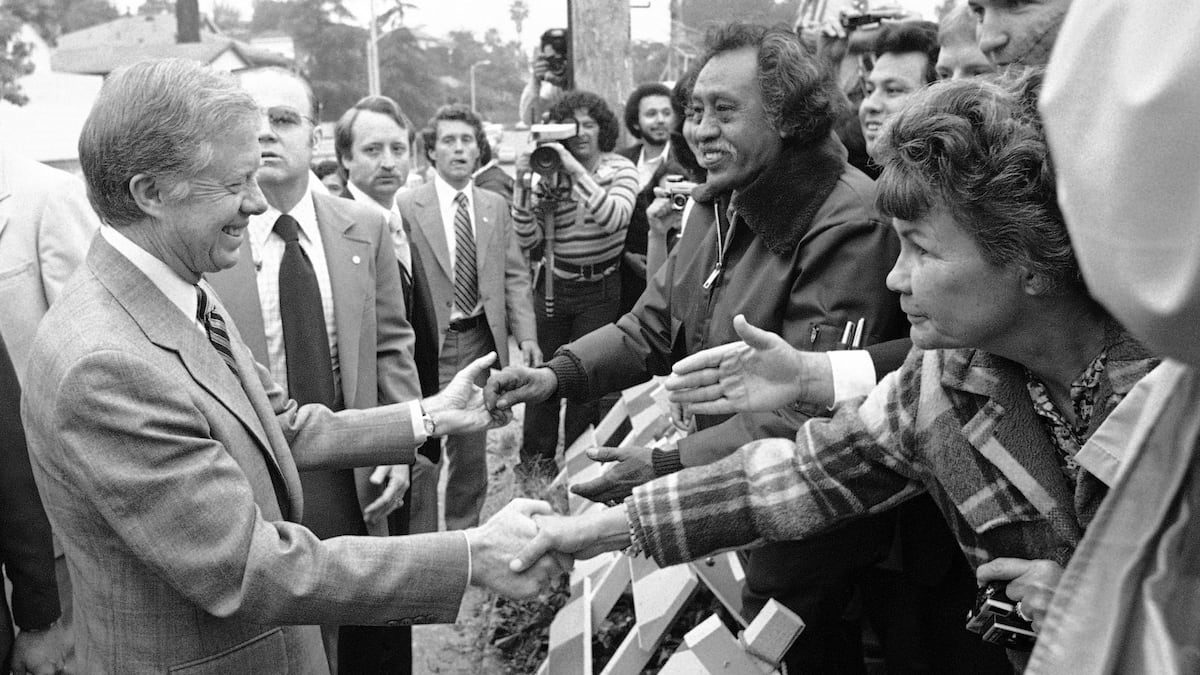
[
  {"xmin": 965, "ymin": 582, "xmax": 1037, "ymax": 652},
  {"xmin": 838, "ymin": 8, "xmax": 906, "ymax": 31},
  {"xmin": 539, "ymin": 28, "xmax": 570, "ymax": 83},
  {"xmin": 661, "ymin": 175, "xmax": 697, "ymax": 210},
  {"xmin": 528, "ymin": 121, "xmax": 579, "ymax": 177}
]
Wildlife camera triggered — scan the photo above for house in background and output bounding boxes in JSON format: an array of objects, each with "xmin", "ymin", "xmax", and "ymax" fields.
[
  {"xmin": 0, "ymin": 12, "xmax": 294, "ymax": 173},
  {"xmin": 52, "ymin": 12, "xmax": 291, "ymax": 76}
]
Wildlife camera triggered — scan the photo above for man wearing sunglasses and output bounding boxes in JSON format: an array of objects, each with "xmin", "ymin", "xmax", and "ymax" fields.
[{"xmin": 208, "ymin": 66, "xmax": 421, "ymax": 673}]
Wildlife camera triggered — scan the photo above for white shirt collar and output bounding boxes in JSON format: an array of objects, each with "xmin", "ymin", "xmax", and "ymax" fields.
[
  {"xmin": 100, "ymin": 224, "xmax": 201, "ymax": 328},
  {"xmin": 433, "ymin": 171, "xmax": 473, "ymax": 211},
  {"xmin": 347, "ymin": 180, "xmax": 400, "ymax": 218},
  {"xmin": 637, "ymin": 143, "xmax": 669, "ymax": 169},
  {"xmin": 250, "ymin": 185, "xmax": 319, "ymax": 249}
]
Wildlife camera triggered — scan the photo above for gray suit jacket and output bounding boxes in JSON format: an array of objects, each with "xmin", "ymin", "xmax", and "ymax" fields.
[
  {"xmin": 0, "ymin": 148, "xmax": 99, "ymax": 381},
  {"xmin": 22, "ymin": 235, "xmax": 468, "ymax": 674},
  {"xmin": 395, "ymin": 183, "xmax": 536, "ymax": 365}
]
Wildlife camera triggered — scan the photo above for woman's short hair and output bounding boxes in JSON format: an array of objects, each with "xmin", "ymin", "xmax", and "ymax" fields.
[
  {"xmin": 78, "ymin": 59, "xmax": 257, "ymax": 227},
  {"xmin": 546, "ymin": 90, "xmax": 621, "ymax": 153},
  {"xmin": 696, "ymin": 22, "xmax": 848, "ymax": 147},
  {"xmin": 874, "ymin": 69, "xmax": 1082, "ymax": 294}
]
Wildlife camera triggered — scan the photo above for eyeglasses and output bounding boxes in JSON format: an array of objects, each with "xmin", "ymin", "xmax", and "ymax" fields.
[{"xmin": 262, "ymin": 106, "xmax": 315, "ymax": 130}]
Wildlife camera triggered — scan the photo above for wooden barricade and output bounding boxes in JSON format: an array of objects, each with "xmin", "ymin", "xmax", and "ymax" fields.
[{"xmin": 540, "ymin": 379, "xmax": 805, "ymax": 674}]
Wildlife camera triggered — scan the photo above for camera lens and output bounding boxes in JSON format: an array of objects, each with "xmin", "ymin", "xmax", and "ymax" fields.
[
  {"xmin": 530, "ymin": 145, "xmax": 563, "ymax": 177},
  {"xmin": 671, "ymin": 193, "xmax": 688, "ymax": 210}
]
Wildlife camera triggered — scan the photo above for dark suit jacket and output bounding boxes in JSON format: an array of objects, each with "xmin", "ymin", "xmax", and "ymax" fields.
[
  {"xmin": 208, "ymin": 192, "xmax": 419, "ymax": 537},
  {"xmin": 473, "ymin": 163, "xmax": 514, "ymax": 204},
  {"xmin": 0, "ymin": 335, "xmax": 59, "ymax": 667},
  {"xmin": 337, "ymin": 187, "xmax": 442, "ymax": 460},
  {"xmin": 615, "ymin": 143, "xmax": 683, "ymax": 314}
]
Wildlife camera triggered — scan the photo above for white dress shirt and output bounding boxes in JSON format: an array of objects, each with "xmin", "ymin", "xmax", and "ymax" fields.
[
  {"xmin": 636, "ymin": 143, "xmax": 669, "ymax": 191},
  {"xmin": 432, "ymin": 173, "xmax": 483, "ymax": 321},
  {"xmin": 100, "ymin": 225, "xmax": 205, "ymax": 335},
  {"xmin": 248, "ymin": 188, "xmax": 341, "ymax": 404}
]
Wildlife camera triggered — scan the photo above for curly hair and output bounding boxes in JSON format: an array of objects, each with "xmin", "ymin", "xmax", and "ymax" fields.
[
  {"xmin": 623, "ymin": 82, "xmax": 674, "ymax": 139},
  {"xmin": 546, "ymin": 90, "xmax": 621, "ymax": 152},
  {"xmin": 420, "ymin": 103, "xmax": 486, "ymax": 168},
  {"xmin": 874, "ymin": 69, "xmax": 1082, "ymax": 294},
  {"xmin": 696, "ymin": 23, "xmax": 847, "ymax": 147}
]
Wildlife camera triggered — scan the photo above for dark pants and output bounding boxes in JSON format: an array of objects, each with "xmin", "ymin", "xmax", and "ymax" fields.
[
  {"xmin": 521, "ymin": 272, "xmax": 622, "ymax": 467},
  {"xmin": 742, "ymin": 514, "xmax": 895, "ymax": 674}
]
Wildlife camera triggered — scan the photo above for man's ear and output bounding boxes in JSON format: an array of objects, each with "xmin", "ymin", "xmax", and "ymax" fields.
[
  {"xmin": 128, "ymin": 173, "xmax": 169, "ymax": 219},
  {"xmin": 309, "ymin": 124, "xmax": 322, "ymax": 150}
]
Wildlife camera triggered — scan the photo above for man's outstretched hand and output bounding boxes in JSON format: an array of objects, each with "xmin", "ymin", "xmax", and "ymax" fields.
[
  {"xmin": 665, "ymin": 314, "xmax": 834, "ymax": 414},
  {"xmin": 484, "ymin": 365, "xmax": 558, "ymax": 413},
  {"xmin": 570, "ymin": 446, "xmax": 657, "ymax": 504},
  {"xmin": 466, "ymin": 499, "xmax": 573, "ymax": 599},
  {"xmin": 425, "ymin": 352, "xmax": 512, "ymax": 435}
]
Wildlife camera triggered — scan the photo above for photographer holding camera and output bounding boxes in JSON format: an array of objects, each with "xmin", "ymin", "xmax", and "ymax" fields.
[
  {"xmin": 518, "ymin": 28, "xmax": 571, "ymax": 127},
  {"xmin": 511, "ymin": 90, "xmax": 638, "ymax": 479}
]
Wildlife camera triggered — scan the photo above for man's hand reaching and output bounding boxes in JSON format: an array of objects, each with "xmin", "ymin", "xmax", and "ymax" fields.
[{"xmin": 665, "ymin": 314, "xmax": 834, "ymax": 414}]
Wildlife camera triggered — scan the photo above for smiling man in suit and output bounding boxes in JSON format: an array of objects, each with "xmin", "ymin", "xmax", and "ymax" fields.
[
  {"xmin": 20, "ymin": 58, "xmax": 563, "ymax": 674},
  {"xmin": 209, "ymin": 66, "xmax": 419, "ymax": 673},
  {"xmin": 398, "ymin": 104, "xmax": 539, "ymax": 531}
]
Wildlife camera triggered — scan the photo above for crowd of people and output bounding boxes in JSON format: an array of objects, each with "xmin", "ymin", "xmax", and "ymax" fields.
[{"xmin": 2, "ymin": 1, "xmax": 1199, "ymax": 673}]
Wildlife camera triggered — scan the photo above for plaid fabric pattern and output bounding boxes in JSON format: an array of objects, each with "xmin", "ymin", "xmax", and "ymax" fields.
[
  {"xmin": 628, "ymin": 326, "xmax": 1158, "ymax": 571},
  {"xmin": 512, "ymin": 152, "xmax": 638, "ymax": 276}
]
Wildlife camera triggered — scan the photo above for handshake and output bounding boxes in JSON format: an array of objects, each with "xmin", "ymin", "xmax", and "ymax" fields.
[{"xmin": 465, "ymin": 499, "xmax": 634, "ymax": 599}]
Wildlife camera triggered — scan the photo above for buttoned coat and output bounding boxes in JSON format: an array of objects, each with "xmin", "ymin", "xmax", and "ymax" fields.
[
  {"xmin": 22, "ymin": 236, "xmax": 468, "ymax": 674},
  {"xmin": 0, "ymin": 148, "xmax": 99, "ymax": 381},
  {"xmin": 208, "ymin": 193, "xmax": 420, "ymax": 535},
  {"xmin": 395, "ymin": 183, "xmax": 536, "ymax": 365}
]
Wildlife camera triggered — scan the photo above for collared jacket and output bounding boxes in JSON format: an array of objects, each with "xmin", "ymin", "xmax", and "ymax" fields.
[
  {"xmin": 550, "ymin": 133, "xmax": 907, "ymax": 458},
  {"xmin": 627, "ymin": 325, "xmax": 1159, "ymax": 571}
]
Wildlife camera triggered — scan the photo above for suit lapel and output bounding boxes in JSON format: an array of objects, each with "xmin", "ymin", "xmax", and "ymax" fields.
[
  {"xmin": 89, "ymin": 239, "xmax": 279, "ymax": 472},
  {"xmin": 413, "ymin": 185, "xmax": 454, "ymax": 281},
  {"xmin": 0, "ymin": 149, "xmax": 14, "ymax": 240},
  {"xmin": 208, "ymin": 238, "xmax": 268, "ymax": 365},
  {"xmin": 313, "ymin": 193, "xmax": 369, "ymax": 409},
  {"xmin": 471, "ymin": 185, "xmax": 495, "ymax": 276}
]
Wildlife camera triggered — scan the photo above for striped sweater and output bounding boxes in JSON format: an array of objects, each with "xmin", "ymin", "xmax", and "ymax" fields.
[{"xmin": 512, "ymin": 152, "xmax": 638, "ymax": 278}]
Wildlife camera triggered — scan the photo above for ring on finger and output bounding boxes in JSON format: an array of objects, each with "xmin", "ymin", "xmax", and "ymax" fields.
[{"xmin": 1015, "ymin": 600, "xmax": 1032, "ymax": 622}]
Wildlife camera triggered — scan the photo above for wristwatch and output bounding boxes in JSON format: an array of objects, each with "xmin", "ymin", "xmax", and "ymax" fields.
[{"xmin": 420, "ymin": 407, "xmax": 437, "ymax": 437}]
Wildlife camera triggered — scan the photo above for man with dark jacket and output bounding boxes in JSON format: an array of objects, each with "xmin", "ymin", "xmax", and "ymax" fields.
[
  {"xmin": 615, "ymin": 83, "xmax": 684, "ymax": 314},
  {"xmin": 489, "ymin": 23, "xmax": 908, "ymax": 672}
]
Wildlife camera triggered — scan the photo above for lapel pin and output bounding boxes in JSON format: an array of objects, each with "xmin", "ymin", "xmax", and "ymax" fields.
[{"xmin": 352, "ymin": 255, "xmax": 361, "ymax": 264}]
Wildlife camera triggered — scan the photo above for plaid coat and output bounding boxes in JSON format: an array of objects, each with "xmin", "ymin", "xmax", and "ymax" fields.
[{"xmin": 629, "ymin": 326, "xmax": 1158, "ymax": 570}]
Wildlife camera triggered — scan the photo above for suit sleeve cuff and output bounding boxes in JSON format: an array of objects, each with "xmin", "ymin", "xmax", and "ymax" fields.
[
  {"xmin": 410, "ymin": 400, "xmax": 428, "ymax": 446},
  {"xmin": 827, "ymin": 350, "xmax": 877, "ymax": 403}
]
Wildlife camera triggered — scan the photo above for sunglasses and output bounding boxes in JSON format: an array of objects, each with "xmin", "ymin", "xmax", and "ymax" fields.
[{"xmin": 263, "ymin": 106, "xmax": 315, "ymax": 129}]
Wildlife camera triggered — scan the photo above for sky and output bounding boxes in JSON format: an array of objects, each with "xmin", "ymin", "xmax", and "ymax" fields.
[{"xmin": 120, "ymin": 0, "xmax": 945, "ymax": 54}]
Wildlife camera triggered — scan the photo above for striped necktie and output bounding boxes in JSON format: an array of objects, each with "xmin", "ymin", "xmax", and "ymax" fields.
[
  {"xmin": 453, "ymin": 192, "xmax": 479, "ymax": 315},
  {"xmin": 196, "ymin": 286, "xmax": 238, "ymax": 375}
]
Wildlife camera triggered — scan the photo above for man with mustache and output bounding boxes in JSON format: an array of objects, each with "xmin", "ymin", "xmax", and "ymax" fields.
[{"xmin": 490, "ymin": 23, "xmax": 907, "ymax": 672}]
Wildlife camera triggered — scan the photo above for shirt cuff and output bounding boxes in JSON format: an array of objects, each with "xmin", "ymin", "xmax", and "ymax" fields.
[
  {"xmin": 460, "ymin": 530, "xmax": 473, "ymax": 595},
  {"xmin": 827, "ymin": 350, "xmax": 877, "ymax": 403},
  {"xmin": 410, "ymin": 400, "xmax": 428, "ymax": 445}
]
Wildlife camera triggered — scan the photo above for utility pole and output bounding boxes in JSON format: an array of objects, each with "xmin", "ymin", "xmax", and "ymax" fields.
[{"xmin": 569, "ymin": 0, "xmax": 633, "ymax": 122}]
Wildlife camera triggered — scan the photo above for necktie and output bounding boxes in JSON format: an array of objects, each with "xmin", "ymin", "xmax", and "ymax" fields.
[
  {"xmin": 453, "ymin": 192, "xmax": 478, "ymax": 316},
  {"xmin": 196, "ymin": 286, "xmax": 238, "ymax": 375},
  {"xmin": 273, "ymin": 214, "xmax": 336, "ymax": 407}
]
